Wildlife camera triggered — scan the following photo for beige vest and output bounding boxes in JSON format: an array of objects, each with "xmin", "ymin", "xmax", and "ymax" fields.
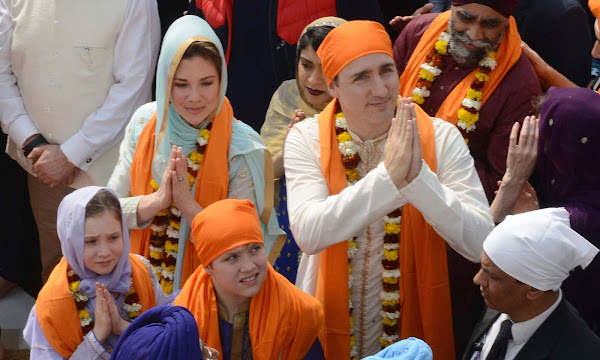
[{"xmin": 7, "ymin": 0, "xmax": 129, "ymax": 188}]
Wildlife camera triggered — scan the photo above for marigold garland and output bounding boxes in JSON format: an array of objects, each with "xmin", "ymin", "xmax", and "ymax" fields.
[
  {"xmin": 410, "ymin": 30, "xmax": 498, "ymax": 135},
  {"xmin": 148, "ymin": 121, "xmax": 211, "ymax": 294},
  {"xmin": 67, "ymin": 267, "xmax": 141, "ymax": 335},
  {"xmin": 334, "ymin": 111, "xmax": 402, "ymax": 355}
]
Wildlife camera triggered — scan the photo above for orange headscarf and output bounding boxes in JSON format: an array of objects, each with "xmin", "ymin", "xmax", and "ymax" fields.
[
  {"xmin": 36, "ymin": 255, "xmax": 155, "ymax": 358},
  {"xmin": 399, "ymin": 11, "xmax": 523, "ymax": 126},
  {"xmin": 174, "ymin": 199, "xmax": 324, "ymax": 359},
  {"xmin": 590, "ymin": 0, "xmax": 600, "ymax": 19},
  {"xmin": 317, "ymin": 21, "xmax": 393, "ymax": 85}
]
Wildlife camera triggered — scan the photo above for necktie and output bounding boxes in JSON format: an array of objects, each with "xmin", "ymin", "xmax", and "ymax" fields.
[{"xmin": 486, "ymin": 319, "xmax": 513, "ymax": 360}]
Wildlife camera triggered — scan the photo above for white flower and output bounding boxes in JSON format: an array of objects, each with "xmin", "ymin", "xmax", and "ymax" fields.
[
  {"xmin": 350, "ymin": 347, "xmax": 359, "ymax": 358},
  {"xmin": 349, "ymin": 299, "xmax": 353, "ymax": 309},
  {"xmin": 347, "ymin": 180, "xmax": 357, "ymax": 186},
  {"xmin": 161, "ymin": 268, "xmax": 175, "ymax": 280},
  {"xmin": 478, "ymin": 55, "xmax": 497, "ymax": 70},
  {"xmin": 149, "ymin": 245, "xmax": 164, "ymax": 253},
  {"xmin": 123, "ymin": 302, "xmax": 142, "ymax": 313},
  {"xmin": 197, "ymin": 136, "xmax": 208, "ymax": 147},
  {"xmin": 458, "ymin": 120, "xmax": 477, "ymax": 133},
  {"xmin": 382, "ymin": 269, "xmax": 401, "ymax": 278},
  {"xmin": 380, "ymin": 310, "xmax": 400, "ymax": 319},
  {"xmin": 150, "ymin": 223, "xmax": 166, "ymax": 232},
  {"xmin": 383, "ymin": 243, "xmax": 399, "ymax": 251},
  {"xmin": 380, "ymin": 333, "xmax": 400, "ymax": 343},
  {"xmin": 167, "ymin": 250, "xmax": 177, "ymax": 259},
  {"xmin": 338, "ymin": 141, "xmax": 358, "ymax": 156},
  {"xmin": 461, "ymin": 98, "xmax": 481, "ymax": 111},
  {"xmin": 67, "ymin": 269, "xmax": 75, "ymax": 277},
  {"xmin": 438, "ymin": 31, "xmax": 450, "ymax": 43},
  {"xmin": 420, "ymin": 63, "xmax": 442, "ymax": 76},
  {"xmin": 335, "ymin": 117, "xmax": 348, "ymax": 130},
  {"xmin": 186, "ymin": 157, "xmax": 200, "ymax": 171},
  {"xmin": 384, "ymin": 216, "xmax": 401, "ymax": 224},
  {"xmin": 348, "ymin": 245, "xmax": 358, "ymax": 259},
  {"xmin": 380, "ymin": 290, "xmax": 400, "ymax": 301},
  {"xmin": 412, "ymin": 86, "xmax": 431, "ymax": 98},
  {"xmin": 73, "ymin": 292, "xmax": 88, "ymax": 302},
  {"xmin": 80, "ymin": 316, "xmax": 92, "ymax": 327},
  {"xmin": 166, "ymin": 227, "xmax": 179, "ymax": 239},
  {"xmin": 348, "ymin": 274, "xmax": 354, "ymax": 289},
  {"xmin": 170, "ymin": 207, "xmax": 182, "ymax": 217}
]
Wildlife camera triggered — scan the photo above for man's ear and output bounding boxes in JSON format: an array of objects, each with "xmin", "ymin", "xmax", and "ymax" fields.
[
  {"xmin": 525, "ymin": 286, "xmax": 545, "ymax": 301},
  {"xmin": 328, "ymin": 79, "xmax": 338, "ymax": 98},
  {"xmin": 204, "ymin": 264, "xmax": 213, "ymax": 275}
]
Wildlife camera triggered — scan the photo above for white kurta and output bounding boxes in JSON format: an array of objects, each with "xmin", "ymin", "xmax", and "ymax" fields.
[{"xmin": 284, "ymin": 115, "xmax": 494, "ymax": 357}]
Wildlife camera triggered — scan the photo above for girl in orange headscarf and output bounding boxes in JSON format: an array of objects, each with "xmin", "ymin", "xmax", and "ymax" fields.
[{"xmin": 174, "ymin": 199, "xmax": 324, "ymax": 360}]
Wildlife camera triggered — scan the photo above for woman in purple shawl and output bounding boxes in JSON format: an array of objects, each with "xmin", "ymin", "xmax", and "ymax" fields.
[{"xmin": 537, "ymin": 86, "xmax": 600, "ymax": 334}]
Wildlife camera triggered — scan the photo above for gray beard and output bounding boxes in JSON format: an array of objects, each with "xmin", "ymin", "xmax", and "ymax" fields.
[{"xmin": 447, "ymin": 17, "xmax": 505, "ymax": 69}]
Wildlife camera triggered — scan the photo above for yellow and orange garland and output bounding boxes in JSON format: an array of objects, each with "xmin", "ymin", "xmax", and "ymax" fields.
[
  {"xmin": 148, "ymin": 122, "xmax": 211, "ymax": 295},
  {"xmin": 410, "ymin": 30, "xmax": 498, "ymax": 135},
  {"xmin": 335, "ymin": 112, "xmax": 402, "ymax": 356},
  {"xmin": 68, "ymin": 267, "xmax": 141, "ymax": 335}
]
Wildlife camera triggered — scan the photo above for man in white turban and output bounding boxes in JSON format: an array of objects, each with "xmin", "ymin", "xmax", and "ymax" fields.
[{"xmin": 463, "ymin": 208, "xmax": 600, "ymax": 360}]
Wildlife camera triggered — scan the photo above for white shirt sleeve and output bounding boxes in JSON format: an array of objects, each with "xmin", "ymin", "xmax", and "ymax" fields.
[
  {"xmin": 0, "ymin": 0, "xmax": 38, "ymax": 145},
  {"xmin": 284, "ymin": 117, "xmax": 493, "ymax": 262},
  {"xmin": 60, "ymin": 0, "xmax": 160, "ymax": 170}
]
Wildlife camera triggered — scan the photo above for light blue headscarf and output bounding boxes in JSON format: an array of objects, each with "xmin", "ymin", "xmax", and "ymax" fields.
[
  {"xmin": 363, "ymin": 338, "xmax": 433, "ymax": 360},
  {"xmin": 152, "ymin": 15, "xmax": 228, "ymax": 183}
]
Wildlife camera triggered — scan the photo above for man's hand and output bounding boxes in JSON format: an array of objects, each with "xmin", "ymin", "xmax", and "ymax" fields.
[
  {"xmin": 389, "ymin": 3, "xmax": 434, "ymax": 33},
  {"xmin": 29, "ymin": 144, "xmax": 79, "ymax": 187},
  {"xmin": 288, "ymin": 109, "xmax": 307, "ymax": 133},
  {"xmin": 384, "ymin": 98, "xmax": 419, "ymax": 189}
]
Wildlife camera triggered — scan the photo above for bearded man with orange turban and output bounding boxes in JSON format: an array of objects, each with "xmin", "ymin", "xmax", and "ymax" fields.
[
  {"xmin": 394, "ymin": 0, "xmax": 542, "ymax": 204},
  {"xmin": 174, "ymin": 199, "xmax": 325, "ymax": 360},
  {"xmin": 284, "ymin": 20, "xmax": 494, "ymax": 359}
]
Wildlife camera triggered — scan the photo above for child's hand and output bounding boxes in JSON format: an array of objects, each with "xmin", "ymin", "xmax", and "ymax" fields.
[
  {"xmin": 93, "ymin": 283, "xmax": 112, "ymax": 343},
  {"xmin": 97, "ymin": 283, "xmax": 130, "ymax": 336}
]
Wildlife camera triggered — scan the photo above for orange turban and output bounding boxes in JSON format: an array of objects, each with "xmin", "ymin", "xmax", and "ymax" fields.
[
  {"xmin": 590, "ymin": 0, "xmax": 600, "ymax": 19},
  {"xmin": 316, "ymin": 20, "xmax": 393, "ymax": 85},
  {"xmin": 191, "ymin": 199, "xmax": 263, "ymax": 266}
]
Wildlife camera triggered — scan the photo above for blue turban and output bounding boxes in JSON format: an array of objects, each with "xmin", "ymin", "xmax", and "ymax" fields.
[
  {"xmin": 111, "ymin": 305, "xmax": 202, "ymax": 360},
  {"xmin": 362, "ymin": 338, "xmax": 433, "ymax": 360}
]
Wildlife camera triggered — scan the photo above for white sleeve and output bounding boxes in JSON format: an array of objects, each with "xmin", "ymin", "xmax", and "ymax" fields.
[
  {"xmin": 399, "ymin": 120, "xmax": 494, "ymax": 262},
  {"xmin": 0, "ymin": 0, "xmax": 38, "ymax": 145},
  {"xmin": 284, "ymin": 121, "xmax": 406, "ymax": 255},
  {"xmin": 60, "ymin": 0, "xmax": 160, "ymax": 170}
]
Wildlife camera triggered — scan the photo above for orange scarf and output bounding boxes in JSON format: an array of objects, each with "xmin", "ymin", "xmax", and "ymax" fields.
[
  {"xmin": 36, "ymin": 255, "xmax": 155, "ymax": 358},
  {"xmin": 399, "ymin": 11, "xmax": 522, "ymax": 126},
  {"xmin": 317, "ymin": 98, "xmax": 454, "ymax": 359},
  {"xmin": 175, "ymin": 264, "xmax": 324, "ymax": 359},
  {"xmin": 129, "ymin": 98, "xmax": 233, "ymax": 284}
]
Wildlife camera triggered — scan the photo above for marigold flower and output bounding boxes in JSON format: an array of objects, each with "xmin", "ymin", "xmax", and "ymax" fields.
[
  {"xmin": 411, "ymin": 94, "xmax": 425, "ymax": 104},
  {"xmin": 383, "ymin": 249, "xmax": 399, "ymax": 261},
  {"xmin": 382, "ymin": 317, "xmax": 398, "ymax": 326},
  {"xmin": 419, "ymin": 68, "xmax": 436, "ymax": 82},
  {"xmin": 474, "ymin": 72, "xmax": 489, "ymax": 82},
  {"xmin": 337, "ymin": 132, "xmax": 352, "ymax": 143},
  {"xmin": 467, "ymin": 88, "xmax": 483, "ymax": 101},
  {"xmin": 78, "ymin": 309, "xmax": 90, "ymax": 319},
  {"xmin": 384, "ymin": 223, "xmax": 401, "ymax": 235},
  {"xmin": 70, "ymin": 281, "xmax": 80, "ymax": 293},
  {"xmin": 150, "ymin": 179, "xmax": 159, "ymax": 191},
  {"xmin": 149, "ymin": 250, "xmax": 162, "ymax": 260},
  {"xmin": 434, "ymin": 40, "xmax": 447, "ymax": 55},
  {"xmin": 199, "ymin": 128, "xmax": 210, "ymax": 140},
  {"xmin": 345, "ymin": 168, "xmax": 360, "ymax": 183}
]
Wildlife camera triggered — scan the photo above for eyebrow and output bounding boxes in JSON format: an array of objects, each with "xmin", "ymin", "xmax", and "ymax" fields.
[
  {"xmin": 173, "ymin": 75, "xmax": 217, "ymax": 82},
  {"xmin": 457, "ymin": 9, "xmax": 502, "ymax": 26},
  {"xmin": 299, "ymin": 56, "xmax": 314, "ymax": 64}
]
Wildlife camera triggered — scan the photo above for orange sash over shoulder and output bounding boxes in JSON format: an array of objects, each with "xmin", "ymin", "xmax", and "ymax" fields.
[
  {"xmin": 36, "ymin": 255, "xmax": 155, "ymax": 359},
  {"xmin": 317, "ymin": 98, "xmax": 454, "ymax": 359},
  {"xmin": 399, "ymin": 11, "xmax": 522, "ymax": 126},
  {"xmin": 175, "ymin": 264, "xmax": 324, "ymax": 359},
  {"xmin": 129, "ymin": 98, "xmax": 233, "ymax": 284}
]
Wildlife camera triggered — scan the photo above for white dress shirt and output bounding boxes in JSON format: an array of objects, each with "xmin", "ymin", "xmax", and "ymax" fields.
[
  {"xmin": 0, "ymin": 0, "xmax": 160, "ymax": 186},
  {"xmin": 479, "ymin": 291, "xmax": 563, "ymax": 360},
  {"xmin": 284, "ymin": 114, "xmax": 494, "ymax": 357}
]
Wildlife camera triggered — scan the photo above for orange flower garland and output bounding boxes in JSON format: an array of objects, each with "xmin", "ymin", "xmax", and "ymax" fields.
[
  {"xmin": 67, "ymin": 267, "xmax": 140, "ymax": 335},
  {"xmin": 334, "ymin": 111, "xmax": 402, "ymax": 355},
  {"xmin": 410, "ymin": 30, "xmax": 498, "ymax": 135},
  {"xmin": 148, "ymin": 122, "xmax": 211, "ymax": 294}
]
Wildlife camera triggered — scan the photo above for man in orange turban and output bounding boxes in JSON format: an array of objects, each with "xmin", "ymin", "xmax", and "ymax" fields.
[
  {"xmin": 284, "ymin": 20, "xmax": 493, "ymax": 359},
  {"xmin": 174, "ymin": 199, "xmax": 325, "ymax": 360},
  {"xmin": 393, "ymin": 1, "xmax": 542, "ymax": 205}
]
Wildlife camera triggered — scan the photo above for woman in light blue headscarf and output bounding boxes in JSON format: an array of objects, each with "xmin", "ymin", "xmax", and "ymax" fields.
[{"xmin": 107, "ymin": 16, "xmax": 283, "ymax": 296}]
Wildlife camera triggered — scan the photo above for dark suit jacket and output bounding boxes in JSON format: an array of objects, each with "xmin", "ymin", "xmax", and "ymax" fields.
[{"xmin": 462, "ymin": 298, "xmax": 600, "ymax": 360}]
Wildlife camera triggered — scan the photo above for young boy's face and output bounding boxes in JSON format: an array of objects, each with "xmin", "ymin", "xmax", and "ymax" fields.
[{"xmin": 208, "ymin": 243, "xmax": 268, "ymax": 304}]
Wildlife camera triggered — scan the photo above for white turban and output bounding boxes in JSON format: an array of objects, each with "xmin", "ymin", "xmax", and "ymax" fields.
[{"xmin": 483, "ymin": 208, "xmax": 599, "ymax": 291}]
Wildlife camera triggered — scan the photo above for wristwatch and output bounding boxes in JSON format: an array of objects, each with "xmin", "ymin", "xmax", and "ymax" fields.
[{"xmin": 23, "ymin": 134, "xmax": 47, "ymax": 157}]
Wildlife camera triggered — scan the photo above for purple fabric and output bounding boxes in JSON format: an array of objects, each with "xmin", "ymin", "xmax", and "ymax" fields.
[
  {"xmin": 538, "ymin": 87, "xmax": 600, "ymax": 331},
  {"xmin": 110, "ymin": 305, "xmax": 201, "ymax": 360},
  {"xmin": 451, "ymin": 0, "xmax": 520, "ymax": 17},
  {"xmin": 393, "ymin": 13, "xmax": 542, "ymax": 203},
  {"xmin": 57, "ymin": 186, "xmax": 132, "ymax": 311}
]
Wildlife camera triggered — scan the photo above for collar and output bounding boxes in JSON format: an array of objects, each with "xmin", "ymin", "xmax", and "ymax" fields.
[
  {"xmin": 217, "ymin": 299, "xmax": 251, "ymax": 323},
  {"xmin": 501, "ymin": 290, "xmax": 563, "ymax": 345}
]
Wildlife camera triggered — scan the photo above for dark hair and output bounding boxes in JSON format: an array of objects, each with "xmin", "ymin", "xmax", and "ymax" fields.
[
  {"xmin": 182, "ymin": 41, "xmax": 222, "ymax": 79},
  {"xmin": 85, "ymin": 189, "xmax": 122, "ymax": 224},
  {"xmin": 297, "ymin": 25, "xmax": 335, "ymax": 55}
]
